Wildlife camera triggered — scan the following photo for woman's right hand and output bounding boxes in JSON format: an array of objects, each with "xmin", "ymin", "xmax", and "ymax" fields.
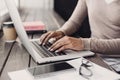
[{"xmin": 40, "ymin": 31, "xmax": 65, "ymax": 45}]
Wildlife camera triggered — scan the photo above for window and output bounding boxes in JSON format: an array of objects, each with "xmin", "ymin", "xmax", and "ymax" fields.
[
  {"xmin": 0, "ymin": 0, "xmax": 19, "ymax": 29},
  {"xmin": 20, "ymin": 0, "xmax": 54, "ymax": 9},
  {"xmin": 0, "ymin": 0, "xmax": 19, "ymax": 17}
]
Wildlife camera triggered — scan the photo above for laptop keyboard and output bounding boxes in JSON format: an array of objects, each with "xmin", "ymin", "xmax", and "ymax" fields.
[{"xmin": 32, "ymin": 41, "xmax": 66, "ymax": 57}]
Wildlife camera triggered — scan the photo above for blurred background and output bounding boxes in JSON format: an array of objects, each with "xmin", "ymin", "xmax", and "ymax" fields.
[
  {"xmin": 0, "ymin": 0, "xmax": 77, "ymax": 28},
  {"xmin": 0, "ymin": 0, "xmax": 90, "ymax": 38},
  {"xmin": 0, "ymin": 0, "xmax": 54, "ymax": 24}
]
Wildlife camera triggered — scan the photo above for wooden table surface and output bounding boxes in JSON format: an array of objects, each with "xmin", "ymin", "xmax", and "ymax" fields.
[{"xmin": 0, "ymin": 9, "xmax": 112, "ymax": 80}]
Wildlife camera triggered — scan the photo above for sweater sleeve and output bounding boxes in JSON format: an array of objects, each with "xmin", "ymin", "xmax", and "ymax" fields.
[
  {"xmin": 81, "ymin": 38, "xmax": 120, "ymax": 55},
  {"xmin": 58, "ymin": 0, "xmax": 88, "ymax": 35}
]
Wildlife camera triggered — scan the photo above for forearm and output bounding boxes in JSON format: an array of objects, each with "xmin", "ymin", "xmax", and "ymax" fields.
[
  {"xmin": 58, "ymin": 0, "xmax": 87, "ymax": 35},
  {"xmin": 81, "ymin": 38, "xmax": 120, "ymax": 55},
  {"xmin": 58, "ymin": 20, "xmax": 80, "ymax": 35}
]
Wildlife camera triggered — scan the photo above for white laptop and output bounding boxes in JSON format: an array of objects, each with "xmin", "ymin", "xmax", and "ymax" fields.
[{"xmin": 4, "ymin": 0, "xmax": 95, "ymax": 64}]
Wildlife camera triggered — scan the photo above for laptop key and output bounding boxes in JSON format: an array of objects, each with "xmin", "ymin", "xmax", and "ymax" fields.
[
  {"xmin": 33, "ymin": 41, "xmax": 66, "ymax": 57},
  {"xmin": 47, "ymin": 42, "xmax": 66, "ymax": 55},
  {"xmin": 34, "ymin": 41, "xmax": 56, "ymax": 57},
  {"xmin": 45, "ymin": 42, "xmax": 66, "ymax": 56},
  {"xmin": 43, "ymin": 43, "xmax": 58, "ymax": 56},
  {"xmin": 31, "ymin": 43, "xmax": 45, "ymax": 58},
  {"xmin": 41, "ymin": 45, "xmax": 55, "ymax": 57},
  {"xmin": 32, "ymin": 42, "xmax": 50, "ymax": 57}
]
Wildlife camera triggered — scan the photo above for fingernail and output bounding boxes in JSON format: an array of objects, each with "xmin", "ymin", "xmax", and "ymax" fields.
[
  {"xmin": 43, "ymin": 43, "xmax": 45, "ymax": 45},
  {"xmin": 55, "ymin": 50, "xmax": 59, "ymax": 53},
  {"xmin": 50, "ymin": 49, "xmax": 53, "ymax": 51},
  {"xmin": 48, "ymin": 48, "xmax": 51, "ymax": 50},
  {"xmin": 39, "ymin": 42, "xmax": 41, "ymax": 45}
]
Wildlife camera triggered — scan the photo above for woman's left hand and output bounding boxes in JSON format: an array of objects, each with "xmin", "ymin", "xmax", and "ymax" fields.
[{"xmin": 49, "ymin": 36, "xmax": 84, "ymax": 52}]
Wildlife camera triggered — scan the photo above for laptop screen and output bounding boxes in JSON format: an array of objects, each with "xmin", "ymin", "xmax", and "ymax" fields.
[{"xmin": 4, "ymin": 0, "xmax": 40, "ymax": 61}]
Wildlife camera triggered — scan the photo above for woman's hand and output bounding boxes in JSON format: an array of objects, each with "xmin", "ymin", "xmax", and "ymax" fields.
[
  {"xmin": 49, "ymin": 36, "xmax": 84, "ymax": 52},
  {"xmin": 40, "ymin": 31, "xmax": 65, "ymax": 45}
]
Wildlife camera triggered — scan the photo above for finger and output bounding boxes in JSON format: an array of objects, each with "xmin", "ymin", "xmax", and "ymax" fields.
[
  {"xmin": 48, "ymin": 38, "xmax": 57, "ymax": 44},
  {"xmin": 49, "ymin": 36, "xmax": 70, "ymax": 49},
  {"xmin": 49, "ymin": 39, "xmax": 63, "ymax": 49},
  {"xmin": 40, "ymin": 32, "xmax": 51, "ymax": 45},
  {"xmin": 56, "ymin": 45, "xmax": 69, "ymax": 52},
  {"xmin": 49, "ymin": 42, "xmax": 65, "ymax": 51},
  {"xmin": 43, "ymin": 32, "xmax": 55, "ymax": 45},
  {"xmin": 40, "ymin": 34, "xmax": 48, "ymax": 44}
]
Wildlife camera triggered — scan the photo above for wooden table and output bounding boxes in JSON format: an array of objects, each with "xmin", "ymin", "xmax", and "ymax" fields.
[{"xmin": 0, "ymin": 9, "xmax": 112, "ymax": 80}]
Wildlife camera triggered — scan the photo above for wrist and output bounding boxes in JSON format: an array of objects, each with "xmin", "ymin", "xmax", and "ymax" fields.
[
  {"xmin": 80, "ymin": 38, "xmax": 91, "ymax": 51},
  {"xmin": 56, "ymin": 31, "xmax": 65, "ymax": 37}
]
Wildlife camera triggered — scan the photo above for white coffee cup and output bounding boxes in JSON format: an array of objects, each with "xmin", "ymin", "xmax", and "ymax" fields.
[{"xmin": 2, "ymin": 22, "xmax": 17, "ymax": 42}]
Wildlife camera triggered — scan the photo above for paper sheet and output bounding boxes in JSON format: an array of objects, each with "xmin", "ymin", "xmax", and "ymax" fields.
[
  {"xmin": 8, "ymin": 58, "xmax": 120, "ymax": 80},
  {"xmin": 67, "ymin": 58, "xmax": 120, "ymax": 80},
  {"xmin": 8, "ymin": 70, "xmax": 34, "ymax": 80}
]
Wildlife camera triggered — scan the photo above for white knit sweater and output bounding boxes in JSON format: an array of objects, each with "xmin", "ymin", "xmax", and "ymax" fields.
[{"xmin": 58, "ymin": 0, "xmax": 120, "ymax": 54}]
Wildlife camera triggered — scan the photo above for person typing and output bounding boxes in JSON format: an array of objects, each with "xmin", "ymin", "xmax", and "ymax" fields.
[{"xmin": 40, "ymin": 0, "xmax": 120, "ymax": 55}]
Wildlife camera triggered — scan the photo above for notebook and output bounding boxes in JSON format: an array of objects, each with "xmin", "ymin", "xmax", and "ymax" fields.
[{"xmin": 24, "ymin": 21, "xmax": 47, "ymax": 34}]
